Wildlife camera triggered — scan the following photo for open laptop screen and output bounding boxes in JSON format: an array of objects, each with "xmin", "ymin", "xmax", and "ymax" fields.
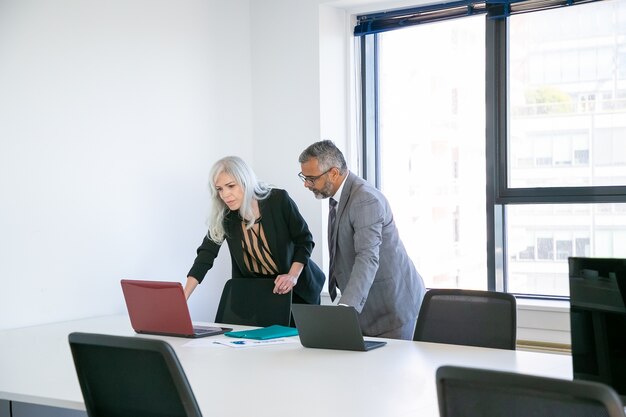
[
  {"xmin": 121, "ymin": 279, "xmax": 228, "ymax": 338},
  {"xmin": 291, "ymin": 304, "xmax": 386, "ymax": 351}
]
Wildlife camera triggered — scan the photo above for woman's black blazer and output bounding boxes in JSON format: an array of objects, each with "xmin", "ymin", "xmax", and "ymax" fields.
[{"xmin": 188, "ymin": 188, "xmax": 325, "ymax": 304}]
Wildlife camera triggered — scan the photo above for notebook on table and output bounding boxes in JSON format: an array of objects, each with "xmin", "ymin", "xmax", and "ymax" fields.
[
  {"xmin": 224, "ymin": 325, "xmax": 299, "ymax": 340},
  {"xmin": 291, "ymin": 304, "xmax": 386, "ymax": 351},
  {"xmin": 121, "ymin": 279, "xmax": 231, "ymax": 338}
]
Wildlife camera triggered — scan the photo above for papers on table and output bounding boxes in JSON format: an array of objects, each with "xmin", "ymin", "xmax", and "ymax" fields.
[{"xmin": 183, "ymin": 337, "xmax": 300, "ymax": 348}]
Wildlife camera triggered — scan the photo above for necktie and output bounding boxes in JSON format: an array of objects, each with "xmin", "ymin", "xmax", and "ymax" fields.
[{"xmin": 328, "ymin": 197, "xmax": 338, "ymax": 301}]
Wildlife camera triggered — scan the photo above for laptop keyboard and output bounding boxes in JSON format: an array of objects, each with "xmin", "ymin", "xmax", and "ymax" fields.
[
  {"xmin": 194, "ymin": 325, "xmax": 222, "ymax": 334},
  {"xmin": 364, "ymin": 340, "xmax": 386, "ymax": 350}
]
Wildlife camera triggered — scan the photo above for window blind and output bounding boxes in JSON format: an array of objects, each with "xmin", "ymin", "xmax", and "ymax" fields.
[{"xmin": 354, "ymin": 0, "xmax": 602, "ymax": 36}]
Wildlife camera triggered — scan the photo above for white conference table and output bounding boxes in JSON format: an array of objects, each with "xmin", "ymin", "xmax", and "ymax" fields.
[{"xmin": 0, "ymin": 315, "xmax": 573, "ymax": 417}]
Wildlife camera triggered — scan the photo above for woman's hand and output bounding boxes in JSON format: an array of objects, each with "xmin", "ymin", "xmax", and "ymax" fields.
[{"xmin": 273, "ymin": 274, "xmax": 298, "ymax": 295}]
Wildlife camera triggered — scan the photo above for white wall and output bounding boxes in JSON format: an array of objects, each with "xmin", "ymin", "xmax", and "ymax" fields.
[
  {"xmin": 249, "ymin": 0, "xmax": 325, "ymax": 249},
  {"xmin": 0, "ymin": 0, "xmax": 253, "ymax": 330},
  {"xmin": 0, "ymin": 0, "xmax": 345, "ymax": 331}
]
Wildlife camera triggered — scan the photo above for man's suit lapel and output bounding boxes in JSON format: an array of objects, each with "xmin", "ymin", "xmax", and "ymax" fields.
[{"xmin": 331, "ymin": 172, "xmax": 355, "ymax": 245}]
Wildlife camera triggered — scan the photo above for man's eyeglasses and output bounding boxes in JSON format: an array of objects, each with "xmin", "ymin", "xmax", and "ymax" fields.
[{"xmin": 298, "ymin": 168, "xmax": 332, "ymax": 185}]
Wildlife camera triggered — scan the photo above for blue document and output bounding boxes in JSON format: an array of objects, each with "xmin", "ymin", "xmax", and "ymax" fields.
[{"xmin": 224, "ymin": 325, "xmax": 298, "ymax": 340}]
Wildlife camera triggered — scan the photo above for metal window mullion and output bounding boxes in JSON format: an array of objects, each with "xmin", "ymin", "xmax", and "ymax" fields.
[
  {"xmin": 360, "ymin": 34, "xmax": 380, "ymax": 188},
  {"xmin": 486, "ymin": 15, "xmax": 508, "ymax": 292},
  {"xmin": 496, "ymin": 186, "xmax": 626, "ymax": 204}
]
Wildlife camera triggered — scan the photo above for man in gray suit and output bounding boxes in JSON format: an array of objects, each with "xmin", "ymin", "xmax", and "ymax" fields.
[{"xmin": 298, "ymin": 140, "xmax": 426, "ymax": 340}]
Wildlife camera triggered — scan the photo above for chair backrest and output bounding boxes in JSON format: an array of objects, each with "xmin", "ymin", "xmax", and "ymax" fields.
[
  {"xmin": 414, "ymin": 288, "xmax": 517, "ymax": 349},
  {"xmin": 437, "ymin": 365, "xmax": 626, "ymax": 417},
  {"xmin": 215, "ymin": 278, "xmax": 292, "ymax": 327},
  {"xmin": 68, "ymin": 332, "xmax": 202, "ymax": 417}
]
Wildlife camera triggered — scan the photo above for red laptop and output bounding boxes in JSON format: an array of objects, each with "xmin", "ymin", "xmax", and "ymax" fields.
[{"xmin": 121, "ymin": 279, "xmax": 230, "ymax": 338}]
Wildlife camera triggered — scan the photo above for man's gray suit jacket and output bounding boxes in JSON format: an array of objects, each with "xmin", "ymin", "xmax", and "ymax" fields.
[{"xmin": 331, "ymin": 172, "xmax": 426, "ymax": 336}]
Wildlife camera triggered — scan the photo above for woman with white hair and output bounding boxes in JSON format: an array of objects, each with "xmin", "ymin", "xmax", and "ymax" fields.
[{"xmin": 184, "ymin": 156, "xmax": 325, "ymax": 305}]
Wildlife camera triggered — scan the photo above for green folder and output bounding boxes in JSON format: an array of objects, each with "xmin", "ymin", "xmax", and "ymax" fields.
[{"xmin": 224, "ymin": 325, "xmax": 299, "ymax": 340}]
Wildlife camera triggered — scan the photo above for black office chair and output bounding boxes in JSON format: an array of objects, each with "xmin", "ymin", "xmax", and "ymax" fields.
[
  {"xmin": 414, "ymin": 288, "xmax": 517, "ymax": 349},
  {"xmin": 68, "ymin": 332, "xmax": 202, "ymax": 417},
  {"xmin": 215, "ymin": 278, "xmax": 292, "ymax": 327},
  {"xmin": 437, "ymin": 365, "xmax": 626, "ymax": 417}
]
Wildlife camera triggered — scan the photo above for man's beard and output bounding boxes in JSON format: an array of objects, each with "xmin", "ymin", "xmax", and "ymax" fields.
[{"xmin": 310, "ymin": 180, "xmax": 333, "ymax": 199}]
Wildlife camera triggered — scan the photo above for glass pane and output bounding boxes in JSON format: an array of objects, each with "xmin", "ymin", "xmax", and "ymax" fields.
[
  {"xmin": 508, "ymin": 0, "xmax": 626, "ymax": 188},
  {"xmin": 378, "ymin": 16, "xmax": 486, "ymax": 290},
  {"xmin": 506, "ymin": 203, "xmax": 626, "ymax": 296}
]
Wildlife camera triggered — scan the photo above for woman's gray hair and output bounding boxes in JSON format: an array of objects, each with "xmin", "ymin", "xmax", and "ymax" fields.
[
  {"xmin": 298, "ymin": 140, "xmax": 348, "ymax": 175},
  {"xmin": 206, "ymin": 156, "xmax": 271, "ymax": 243}
]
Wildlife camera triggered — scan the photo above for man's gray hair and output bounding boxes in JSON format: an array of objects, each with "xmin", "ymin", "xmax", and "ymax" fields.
[{"xmin": 299, "ymin": 140, "xmax": 348, "ymax": 175}]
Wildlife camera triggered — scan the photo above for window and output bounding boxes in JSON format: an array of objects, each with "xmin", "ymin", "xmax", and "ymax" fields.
[
  {"xmin": 374, "ymin": 16, "xmax": 487, "ymax": 290},
  {"xmin": 509, "ymin": 2, "xmax": 626, "ymax": 189},
  {"xmin": 506, "ymin": 203, "xmax": 626, "ymax": 296},
  {"xmin": 358, "ymin": 0, "xmax": 626, "ymax": 298}
]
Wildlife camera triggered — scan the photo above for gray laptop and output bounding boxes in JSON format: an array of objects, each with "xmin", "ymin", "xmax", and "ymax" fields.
[{"xmin": 291, "ymin": 304, "xmax": 386, "ymax": 351}]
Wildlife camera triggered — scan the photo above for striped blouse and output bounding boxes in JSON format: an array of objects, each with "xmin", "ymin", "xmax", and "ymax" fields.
[{"xmin": 240, "ymin": 218, "xmax": 279, "ymax": 276}]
